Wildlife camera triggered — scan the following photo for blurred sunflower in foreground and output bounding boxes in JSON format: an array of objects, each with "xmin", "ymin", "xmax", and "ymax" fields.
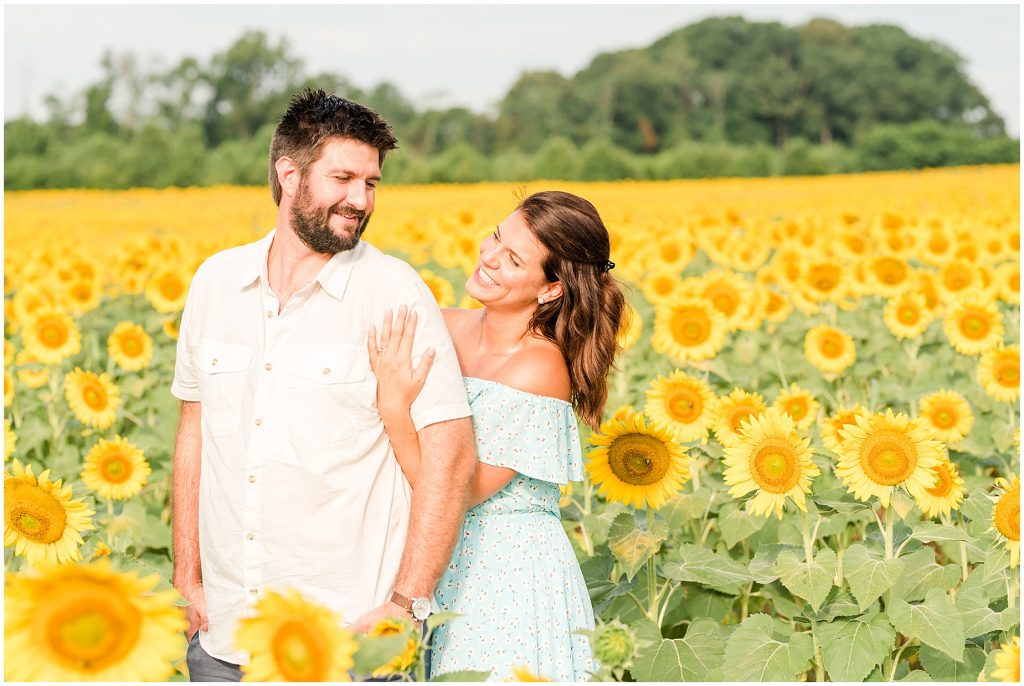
[{"xmin": 5, "ymin": 459, "xmax": 94, "ymax": 566}]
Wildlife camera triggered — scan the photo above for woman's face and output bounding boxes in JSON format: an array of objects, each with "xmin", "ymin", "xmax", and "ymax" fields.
[{"xmin": 465, "ymin": 209, "xmax": 561, "ymax": 308}]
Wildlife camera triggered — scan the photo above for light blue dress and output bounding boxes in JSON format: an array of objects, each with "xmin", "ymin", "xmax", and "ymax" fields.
[{"xmin": 430, "ymin": 377, "xmax": 597, "ymax": 681}]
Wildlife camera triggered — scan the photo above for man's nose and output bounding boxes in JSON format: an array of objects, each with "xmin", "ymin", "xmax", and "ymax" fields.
[{"xmin": 346, "ymin": 182, "xmax": 368, "ymax": 210}]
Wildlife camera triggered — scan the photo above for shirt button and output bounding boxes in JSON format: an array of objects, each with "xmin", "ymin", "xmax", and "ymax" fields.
[
  {"xmin": 211, "ymin": 358, "xmax": 218, "ymax": 366},
  {"xmin": 323, "ymin": 368, "xmax": 331, "ymax": 375},
  {"xmin": 254, "ymin": 418, "xmax": 262, "ymax": 426},
  {"xmin": 250, "ymin": 587, "xmax": 258, "ymax": 594},
  {"xmin": 267, "ymin": 310, "xmax": 273, "ymax": 318},
  {"xmin": 247, "ymin": 533, "xmax": 255, "ymax": 541},
  {"xmin": 264, "ymin": 363, "xmax": 273, "ymax": 371},
  {"xmin": 248, "ymin": 475, "xmax": 256, "ymax": 483}
]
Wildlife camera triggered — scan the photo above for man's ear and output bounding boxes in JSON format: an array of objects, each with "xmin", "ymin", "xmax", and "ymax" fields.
[{"xmin": 275, "ymin": 156, "xmax": 301, "ymax": 199}]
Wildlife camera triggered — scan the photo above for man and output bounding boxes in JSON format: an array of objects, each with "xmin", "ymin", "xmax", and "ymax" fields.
[{"xmin": 171, "ymin": 89, "xmax": 477, "ymax": 681}]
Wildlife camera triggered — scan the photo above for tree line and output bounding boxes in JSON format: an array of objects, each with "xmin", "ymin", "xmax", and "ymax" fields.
[{"xmin": 5, "ymin": 17, "xmax": 1018, "ymax": 189}]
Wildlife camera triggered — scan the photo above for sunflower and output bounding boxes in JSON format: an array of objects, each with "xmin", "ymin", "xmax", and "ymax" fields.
[
  {"xmin": 991, "ymin": 636, "xmax": 1020, "ymax": 682},
  {"xmin": 144, "ymin": 267, "xmax": 189, "ymax": 314},
  {"xmin": 64, "ymin": 277, "xmax": 104, "ymax": 316},
  {"xmin": 418, "ymin": 268, "xmax": 455, "ymax": 308},
  {"xmin": 711, "ymin": 388, "xmax": 768, "ymax": 449},
  {"xmin": 761, "ymin": 285, "xmax": 793, "ymax": 324},
  {"xmin": 21, "ymin": 306, "xmax": 82, "ymax": 365},
  {"xmin": 912, "ymin": 450, "xmax": 965, "ymax": 519},
  {"xmin": 5, "ymin": 418, "xmax": 16, "ymax": 460},
  {"xmin": 821, "ymin": 404, "xmax": 870, "ymax": 455},
  {"xmin": 81, "ymin": 437, "xmax": 151, "ymax": 501},
  {"xmin": 367, "ymin": 617, "xmax": 419, "ymax": 677},
  {"xmin": 722, "ymin": 408, "xmax": 819, "ymax": 519},
  {"xmin": 868, "ymin": 255, "xmax": 912, "ymax": 297},
  {"xmin": 641, "ymin": 266, "xmax": 684, "ymax": 305},
  {"xmin": 235, "ymin": 588, "xmax": 357, "ymax": 682},
  {"xmin": 505, "ymin": 666, "xmax": 552, "ymax": 682},
  {"xmin": 917, "ymin": 390, "xmax": 974, "ymax": 444},
  {"xmin": 15, "ymin": 349, "xmax": 50, "ymax": 388},
  {"xmin": 801, "ymin": 260, "xmax": 848, "ymax": 303},
  {"xmin": 773, "ymin": 383, "xmax": 820, "ymax": 431},
  {"xmin": 586, "ymin": 414, "xmax": 691, "ymax": 510},
  {"xmin": 804, "ymin": 325, "xmax": 857, "ymax": 375},
  {"xmin": 937, "ymin": 259, "xmax": 980, "ymax": 298},
  {"xmin": 162, "ymin": 316, "xmax": 180, "ymax": 339},
  {"xmin": 4, "ymin": 339, "xmax": 14, "ymax": 367},
  {"xmin": 883, "ymin": 291, "xmax": 933, "ymax": 340},
  {"xmin": 978, "ymin": 345, "xmax": 1020, "ymax": 403},
  {"xmin": 835, "ymin": 409, "xmax": 945, "ymax": 508},
  {"xmin": 942, "ymin": 296, "xmax": 1005, "ymax": 356},
  {"xmin": 3, "ymin": 557, "xmax": 185, "ymax": 681},
  {"xmin": 4, "ymin": 369, "xmax": 12, "ymax": 408},
  {"xmin": 65, "ymin": 368, "xmax": 121, "ymax": 430},
  {"xmin": 107, "ymin": 322, "xmax": 154, "ymax": 372},
  {"xmin": 994, "ymin": 261, "xmax": 1020, "ymax": 305},
  {"xmin": 991, "ymin": 475, "xmax": 1020, "ymax": 569},
  {"xmin": 617, "ymin": 302, "xmax": 643, "ymax": 351},
  {"xmin": 697, "ymin": 268, "xmax": 753, "ymax": 330},
  {"xmin": 652, "ymin": 296, "xmax": 728, "ymax": 364},
  {"xmin": 608, "ymin": 404, "xmax": 640, "ymax": 424},
  {"xmin": 4, "ymin": 459, "xmax": 95, "ymax": 566},
  {"xmin": 644, "ymin": 370, "xmax": 715, "ymax": 443}
]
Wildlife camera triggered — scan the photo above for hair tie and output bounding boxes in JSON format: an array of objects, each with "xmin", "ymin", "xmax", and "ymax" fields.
[{"xmin": 603, "ymin": 260, "xmax": 615, "ymax": 272}]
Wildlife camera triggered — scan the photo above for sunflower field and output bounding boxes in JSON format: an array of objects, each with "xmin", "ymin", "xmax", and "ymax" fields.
[{"xmin": 3, "ymin": 164, "xmax": 1020, "ymax": 682}]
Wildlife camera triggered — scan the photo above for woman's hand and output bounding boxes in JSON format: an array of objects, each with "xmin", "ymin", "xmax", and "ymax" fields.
[{"xmin": 368, "ymin": 305, "xmax": 435, "ymax": 418}]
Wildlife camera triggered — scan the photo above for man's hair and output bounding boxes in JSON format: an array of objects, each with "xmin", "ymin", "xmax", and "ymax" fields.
[{"xmin": 268, "ymin": 88, "xmax": 398, "ymax": 205}]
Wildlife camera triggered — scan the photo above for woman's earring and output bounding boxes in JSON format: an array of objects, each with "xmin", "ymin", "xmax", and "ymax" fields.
[{"xmin": 538, "ymin": 297, "xmax": 545, "ymax": 304}]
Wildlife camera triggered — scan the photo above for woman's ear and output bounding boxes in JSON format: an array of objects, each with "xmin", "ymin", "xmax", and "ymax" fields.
[{"xmin": 539, "ymin": 282, "xmax": 563, "ymax": 304}]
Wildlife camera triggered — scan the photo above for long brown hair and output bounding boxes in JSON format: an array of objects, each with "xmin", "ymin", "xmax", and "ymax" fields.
[{"xmin": 518, "ymin": 191, "xmax": 625, "ymax": 429}]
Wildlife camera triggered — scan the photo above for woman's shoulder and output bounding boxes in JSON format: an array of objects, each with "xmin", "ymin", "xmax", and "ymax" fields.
[{"xmin": 493, "ymin": 338, "xmax": 571, "ymax": 403}]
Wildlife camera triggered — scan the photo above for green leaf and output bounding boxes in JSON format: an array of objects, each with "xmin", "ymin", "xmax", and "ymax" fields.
[
  {"xmin": 717, "ymin": 501, "xmax": 767, "ymax": 549},
  {"xmin": 425, "ymin": 611, "xmax": 460, "ymax": 632},
  {"xmin": 351, "ymin": 633, "xmax": 409, "ymax": 675},
  {"xmin": 890, "ymin": 547, "xmax": 960, "ymax": 603},
  {"xmin": 607, "ymin": 513, "xmax": 668, "ymax": 582},
  {"xmin": 748, "ymin": 543, "xmax": 800, "ymax": 584},
  {"xmin": 956, "ymin": 587, "xmax": 1020, "ymax": 638},
  {"xmin": 663, "ymin": 543, "xmax": 752, "ymax": 593},
  {"xmin": 897, "ymin": 670, "xmax": 934, "ymax": 681},
  {"xmin": 918, "ymin": 644, "xmax": 986, "ymax": 681},
  {"xmin": 960, "ymin": 488, "xmax": 994, "ymax": 523},
  {"xmin": 429, "ymin": 670, "xmax": 492, "ymax": 682},
  {"xmin": 722, "ymin": 614, "xmax": 814, "ymax": 681},
  {"xmin": 888, "ymin": 589, "xmax": 965, "ymax": 662},
  {"xmin": 631, "ymin": 617, "xmax": 723, "ymax": 681},
  {"xmin": 817, "ymin": 614, "xmax": 896, "ymax": 682},
  {"xmin": 663, "ymin": 490, "xmax": 713, "ymax": 530},
  {"xmin": 773, "ymin": 548, "xmax": 836, "ymax": 612},
  {"xmin": 818, "ymin": 589, "xmax": 865, "ymax": 621},
  {"xmin": 909, "ymin": 521, "xmax": 971, "ymax": 543},
  {"xmin": 843, "ymin": 543, "xmax": 905, "ymax": 611}
]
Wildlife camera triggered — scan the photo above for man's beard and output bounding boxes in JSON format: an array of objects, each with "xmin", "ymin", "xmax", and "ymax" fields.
[{"xmin": 290, "ymin": 180, "xmax": 372, "ymax": 254}]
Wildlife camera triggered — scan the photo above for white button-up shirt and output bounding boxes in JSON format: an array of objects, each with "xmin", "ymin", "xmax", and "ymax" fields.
[{"xmin": 171, "ymin": 230, "xmax": 471, "ymax": 664}]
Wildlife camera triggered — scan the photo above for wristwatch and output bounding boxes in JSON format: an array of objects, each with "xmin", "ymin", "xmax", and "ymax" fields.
[{"xmin": 390, "ymin": 591, "xmax": 432, "ymax": 621}]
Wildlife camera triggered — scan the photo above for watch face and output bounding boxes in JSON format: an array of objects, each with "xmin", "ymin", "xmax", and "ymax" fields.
[{"xmin": 411, "ymin": 598, "xmax": 431, "ymax": 621}]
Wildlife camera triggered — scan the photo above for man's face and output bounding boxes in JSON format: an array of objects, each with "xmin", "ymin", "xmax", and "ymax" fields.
[{"xmin": 290, "ymin": 137, "xmax": 382, "ymax": 254}]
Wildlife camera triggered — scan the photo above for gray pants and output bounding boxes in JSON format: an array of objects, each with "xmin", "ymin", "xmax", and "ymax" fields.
[
  {"xmin": 187, "ymin": 632, "xmax": 243, "ymax": 682},
  {"xmin": 185, "ymin": 628, "xmax": 431, "ymax": 681}
]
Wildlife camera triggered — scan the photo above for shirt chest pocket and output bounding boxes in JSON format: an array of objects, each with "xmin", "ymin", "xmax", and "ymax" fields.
[
  {"xmin": 283, "ymin": 343, "xmax": 378, "ymax": 450},
  {"xmin": 195, "ymin": 340, "xmax": 254, "ymax": 436}
]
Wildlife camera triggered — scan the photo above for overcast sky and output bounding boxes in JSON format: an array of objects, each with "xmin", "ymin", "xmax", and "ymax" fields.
[{"xmin": 3, "ymin": 2, "xmax": 1020, "ymax": 136}]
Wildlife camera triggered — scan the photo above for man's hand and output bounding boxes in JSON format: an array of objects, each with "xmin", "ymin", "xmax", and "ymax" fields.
[
  {"xmin": 349, "ymin": 601, "xmax": 418, "ymax": 633},
  {"xmin": 179, "ymin": 582, "xmax": 209, "ymax": 639}
]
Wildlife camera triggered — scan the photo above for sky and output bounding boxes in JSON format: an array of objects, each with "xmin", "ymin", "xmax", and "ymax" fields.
[{"xmin": 3, "ymin": 2, "xmax": 1021, "ymax": 136}]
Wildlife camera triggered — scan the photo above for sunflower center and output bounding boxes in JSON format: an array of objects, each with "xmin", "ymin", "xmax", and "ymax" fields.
[
  {"xmin": 751, "ymin": 439, "xmax": 802, "ymax": 493},
  {"xmin": 809, "ymin": 265, "xmax": 840, "ymax": 291},
  {"xmin": 83, "ymin": 384, "xmax": 108, "ymax": 411},
  {"xmin": 39, "ymin": 321, "xmax": 68, "ymax": 348},
  {"xmin": 5, "ymin": 481, "xmax": 68, "ymax": 543},
  {"xmin": 99, "ymin": 453, "xmax": 134, "ymax": 484},
  {"xmin": 704, "ymin": 285, "xmax": 738, "ymax": 316},
  {"xmin": 994, "ymin": 491, "xmax": 1020, "ymax": 542},
  {"xmin": 607, "ymin": 434, "xmax": 672, "ymax": 486},
  {"xmin": 666, "ymin": 388, "xmax": 703, "ymax": 423},
  {"xmin": 729, "ymin": 405, "xmax": 758, "ymax": 433},
  {"xmin": 898, "ymin": 306, "xmax": 920, "ymax": 324},
  {"xmin": 860, "ymin": 432, "xmax": 917, "ymax": 486},
  {"xmin": 272, "ymin": 621, "xmax": 326, "ymax": 681},
  {"xmin": 820, "ymin": 334, "xmax": 843, "ymax": 358},
  {"xmin": 122, "ymin": 336, "xmax": 142, "ymax": 356},
  {"xmin": 662, "ymin": 244, "xmax": 681, "ymax": 262},
  {"xmin": 785, "ymin": 399, "xmax": 808, "ymax": 419},
  {"xmin": 158, "ymin": 276, "xmax": 184, "ymax": 300},
  {"xmin": 670, "ymin": 307, "xmax": 711, "ymax": 346},
  {"xmin": 925, "ymin": 463, "xmax": 954, "ymax": 497},
  {"xmin": 45, "ymin": 582, "xmax": 141, "ymax": 669},
  {"xmin": 995, "ymin": 357, "xmax": 1019, "ymax": 386},
  {"xmin": 959, "ymin": 312, "xmax": 991, "ymax": 339},
  {"xmin": 931, "ymin": 408, "xmax": 957, "ymax": 429},
  {"xmin": 875, "ymin": 258, "xmax": 906, "ymax": 285},
  {"xmin": 653, "ymin": 277, "xmax": 675, "ymax": 296}
]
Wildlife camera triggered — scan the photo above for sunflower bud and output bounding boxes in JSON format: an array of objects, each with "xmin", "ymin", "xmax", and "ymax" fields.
[{"xmin": 588, "ymin": 619, "xmax": 637, "ymax": 671}]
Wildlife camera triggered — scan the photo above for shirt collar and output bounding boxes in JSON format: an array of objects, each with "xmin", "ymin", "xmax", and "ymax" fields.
[{"xmin": 239, "ymin": 228, "xmax": 362, "ymax": 302}]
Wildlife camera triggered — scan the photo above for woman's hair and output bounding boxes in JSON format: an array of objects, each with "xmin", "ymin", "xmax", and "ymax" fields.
[{"xmin": 518, "ymin": 191, "xmax": 625, "ymax": 429}]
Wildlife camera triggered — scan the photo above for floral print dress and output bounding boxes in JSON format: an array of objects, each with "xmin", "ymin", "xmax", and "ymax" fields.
[{"xmin": 430, "ymin": 377, "xmax": 597, "ymax": 681}]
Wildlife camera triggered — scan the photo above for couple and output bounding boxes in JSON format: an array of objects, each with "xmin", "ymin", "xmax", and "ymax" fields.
[{"xmin": 171, "ymin": 89, "xmax": 625, "ymax": 682}]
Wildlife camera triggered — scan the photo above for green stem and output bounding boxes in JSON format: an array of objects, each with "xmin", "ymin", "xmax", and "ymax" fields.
[
  {"xmin": 647, "ymin": 507, "xmax": 658, "ymax": 621},
  {"xmin": 809, "ymin": 618, "xmax": 825, "ymax": 682},
  {"xmin": 657, "ymin": 582, "xmax": 679, "ymax": 627},
  {"xmin": 883, "ymin": 504, "xmax": 895, "ymax": 612},
  {"xmin": 888, "ymin": 639, "xmax": 913, "ymax": 682}
]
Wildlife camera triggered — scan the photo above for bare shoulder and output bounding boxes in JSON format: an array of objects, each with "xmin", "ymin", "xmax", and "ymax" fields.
[
  {"xmin": 442, "ymin": 307, "xmax": 478, "ymax": 336},
  {"xmin": 495, "ymin": 339, "xmax": 571, "ymax": 403}
]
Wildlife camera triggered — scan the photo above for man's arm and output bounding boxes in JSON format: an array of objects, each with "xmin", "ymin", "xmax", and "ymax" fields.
[
  {"xmin": 350, "ymin": 415, "xmax": 476, "ymax": 630},
  {"xmin": 171, "ymin": 400, "xmax": 207, "ymax": 638}
]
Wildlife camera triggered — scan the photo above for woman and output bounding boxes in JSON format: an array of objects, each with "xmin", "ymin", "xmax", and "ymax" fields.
[{"xmin": 367, "ymin": 191, "xmax": 624, "ymax": 681}]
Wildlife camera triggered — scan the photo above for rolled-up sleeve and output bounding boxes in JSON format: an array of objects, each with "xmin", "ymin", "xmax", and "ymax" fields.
[
  {"xmin": 171, "ymin": 267, "xmax": 202, "ymax": 402},
  {"xmin": 397, "ymin": 281, "xmax": 472, "ymax": 431}
]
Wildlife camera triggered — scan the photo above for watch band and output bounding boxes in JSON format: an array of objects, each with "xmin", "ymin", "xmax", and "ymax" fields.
[{"xmin": 389, "ymin": 591, "xmax": 414, "ymax": 614}]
